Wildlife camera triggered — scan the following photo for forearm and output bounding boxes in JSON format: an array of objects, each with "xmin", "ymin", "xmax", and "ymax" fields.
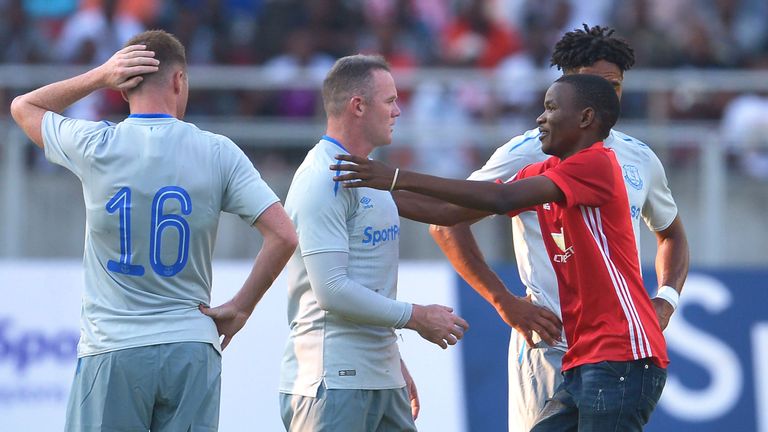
[
  {"xmin": 305, "ymin": 252, "xmax": 412, "ymax": 328},
  {"xmin": 395, "ymin": 170, "xmax": 512, "ymax": 214},
  {"xmin": 395, "ymin": 171, "xmax": 561, "ymax": 215},
  {"xmin": 11, "ymin": 67, "xmax": 105, "ymax": 147},
  {"xmin": 654, "ymin": 216, "xmax": 689, "ymax": 293},
  {"xmin": 393, "ymin": 191, "xmax": 490, "ymax": 226},
  {"xmin": 230, "ymin": 234, "xmax": 296, "ymax": 314},
  {"xmin": 429, "ymin": 222, "xmax": 513, "ymax": 308}
]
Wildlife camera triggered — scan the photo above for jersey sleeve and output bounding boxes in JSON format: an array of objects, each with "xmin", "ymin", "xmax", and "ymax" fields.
[
  {"xmin": 292, "ymin": 167, "xmax": 353, "ymax": 257},
  {"xmin": 467, "ymin": 131, "xmax": 543, "ymax": 182},
  {"xmin": 41, "ymin": 111, "xmax": 112, "ymax": 179},
  {"xmin": 542, "ymin": 149, "xmax": 616, "ymax": 208},
  {"xmin": 219, "ymin": 139, "xmax": 280, "ymax": 225},
  {"xmin": 641, "ymin": 151, "xmax": 678, "ymax": 231}
]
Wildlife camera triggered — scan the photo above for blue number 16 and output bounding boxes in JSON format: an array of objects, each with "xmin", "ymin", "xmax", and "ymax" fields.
[{"xmin": 106, "ymin": 186, "xmax": 192, "ymax": 277}]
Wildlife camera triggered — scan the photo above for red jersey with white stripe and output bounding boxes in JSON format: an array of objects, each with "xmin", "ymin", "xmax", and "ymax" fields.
[{"xmin": 515, "ymin": 141, "xmax": 668, "ymax": 371}]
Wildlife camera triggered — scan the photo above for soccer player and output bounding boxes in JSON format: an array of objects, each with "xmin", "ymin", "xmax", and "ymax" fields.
[
  {"xmin": 427, "ymin": 25, "xmax": 689, "ymax": 431},
  {"xmin": 334, "ymin": 73, "xmax": 670, "ymax": 431},
  {"xmin": 279, "ymin": 54, "xmax": 469, "ymax": 432},
  {"xmin": 10, "ymin": 30, "xmax": 297, "ymax": 431}
]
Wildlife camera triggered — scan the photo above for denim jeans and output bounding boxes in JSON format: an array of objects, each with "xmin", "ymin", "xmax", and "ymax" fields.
[{"xmin": 531, "ymin": 359, "xmax": 667, "ymax": 432}]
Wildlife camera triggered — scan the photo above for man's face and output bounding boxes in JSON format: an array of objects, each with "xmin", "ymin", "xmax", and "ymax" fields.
[
  {"xmin": 363, "ymin": 69, "xmax": 401, "ymax": 147},
  {"xmin": 569, "ymin": 60, "xmax": 624, "ymax": 100},
  {"xmin": 536, "ymin": 82, "xmax": 582, "ymax": 157}
]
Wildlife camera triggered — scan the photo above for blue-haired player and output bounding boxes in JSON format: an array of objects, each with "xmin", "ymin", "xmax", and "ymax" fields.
[{"xmin": 11, "ymin": 30, "xmax": 297, "ymax": 431}]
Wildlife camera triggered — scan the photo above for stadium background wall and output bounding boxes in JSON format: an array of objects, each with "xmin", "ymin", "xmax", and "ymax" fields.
[{"xmin": 0, "ymin": 261, "xmax": 765, "ymax": 431}]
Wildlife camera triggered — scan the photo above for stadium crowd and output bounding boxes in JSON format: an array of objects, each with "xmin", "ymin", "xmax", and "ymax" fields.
[{"xmin": 2, "ymin": 0, "xmax": 768, "ymax": 177}]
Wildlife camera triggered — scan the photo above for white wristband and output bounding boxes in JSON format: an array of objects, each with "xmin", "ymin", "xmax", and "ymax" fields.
[
  {"xmin": 655, "ymin": 285, "xmax": 680, "ymax": 311},
  {"xmin": 389, "ymin": 168, "xmax": 400, "ymax": 191}
]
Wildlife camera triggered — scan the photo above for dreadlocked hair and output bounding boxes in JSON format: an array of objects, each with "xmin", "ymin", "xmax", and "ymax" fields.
[{"xmin": 551, "ymin": 24, "xmax": 635, "ymax": 72}]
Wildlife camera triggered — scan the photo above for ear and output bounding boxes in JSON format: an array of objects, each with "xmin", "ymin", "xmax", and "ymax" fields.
[
  {"xmin": 172, "ymin": 70, "xmax": 184, "ymax": 95},
  {"xmin": 350, "ymin": 95, "xmax": 365, "ymax": 118},
  {"xmin": 120, "ymin": 89, "xmax": 129, "ymax": 103},
  {"xmin": 580, "ymin": 107, "xmax": 596, "ymax": 130}
]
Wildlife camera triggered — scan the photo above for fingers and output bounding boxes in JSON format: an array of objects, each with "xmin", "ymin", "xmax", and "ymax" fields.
[
  {"xmin": 410, "ymin": 393, "xmax": 420, "ymax": 420},
  {"xmin": 333, "ymin": 172, "xmax": 366, "ymax": 182},
  {"xmin": 221, "ymin": 335, "xmax": 231, "ymax": 351},
  {"xmin": 118, "ymin": 76, "xmax": 144, "ymax": 90},
  {"xmin": 335, "ymin": 154, "xmax": 366, "ymax": 163},
  {"xmin": 454, "ymin": 315, "xmax": 469, "ymax": 331},
  {"xmin": 522, "ymin": 330, "xmax": 536, "ymax": 348},
  {"xmin": 330, "ymin": 162, "xmax": 362, "ymax": 173}
]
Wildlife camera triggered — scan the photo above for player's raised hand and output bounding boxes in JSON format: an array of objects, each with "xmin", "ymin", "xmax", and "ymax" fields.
[
  {"xmin": 332, "ymin": 154, "xmax": 398, "ymax": 190},
  {"xmin": 405, "ymin": 304, "xmax": 469, "ymax": 349},
  {"xmin": 198, "ymin": 301, "xmax": 250, "ymax": 350},
  {"xmin": 498, "ymin": 294, "xmax": 562, "ymax": 347},
  {"xmin": 98, "ymin": 45, "xmax": 160, "ymax": 90}
]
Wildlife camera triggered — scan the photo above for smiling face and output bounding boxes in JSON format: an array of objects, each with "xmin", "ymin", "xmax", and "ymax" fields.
[
  {"xmin": 536, "ymin": 82, "xmax": 585, "ymax": 158},
  {"xmin": 362, "ymin": 69, "xmax": 401, "ymax": 147}
]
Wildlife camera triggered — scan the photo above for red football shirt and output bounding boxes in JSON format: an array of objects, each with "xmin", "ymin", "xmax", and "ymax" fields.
[{"xmin": 514, "ymin": 141, "xmax": 668, "ymax": 371}]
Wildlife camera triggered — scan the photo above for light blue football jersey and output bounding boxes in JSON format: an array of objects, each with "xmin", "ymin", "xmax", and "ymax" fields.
[
  {"xmin": 280, "ymin": 137, "xmax": 405, "ymax": 397},
  {"xmin": 42, "ymin": 112, "xmax": 279, "ymax": 357}
]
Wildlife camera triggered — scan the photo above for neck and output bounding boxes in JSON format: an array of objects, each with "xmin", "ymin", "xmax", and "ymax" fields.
[
  {"xmin": 560, "ymin": 136, "xmax": 603, "ymax": 160},
  {"xmin": 325, "ymin": 117, "xmax": 374, "ymax": 157},
  {"xmin": 128, "ymin": 92, "xmax": 177, "ymax": 118}
]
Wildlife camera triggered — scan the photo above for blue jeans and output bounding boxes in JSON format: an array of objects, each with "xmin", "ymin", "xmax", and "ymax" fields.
[{"xmin": 531, "ymin": 359, "xmax": 667, "ymax": 432}]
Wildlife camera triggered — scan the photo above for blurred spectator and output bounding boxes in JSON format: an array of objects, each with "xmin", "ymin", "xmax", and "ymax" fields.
[
  {"xmin": 720, "ymin": 57, "xmax": 768, "ymax": 180},
  {"xmin": 262, "ymin": 29, "xmax": 334, "ymax": 118},
  {"xmin": 440, "ymin": 0, "xmax": 522, "ymax": 68},
  {"xmin": 0, "ymin": 0, "xmax": 52, "ymax": 63},
  {"xmin": 55, "ymin": 0, "xmax": 143, "ymax": 64}
]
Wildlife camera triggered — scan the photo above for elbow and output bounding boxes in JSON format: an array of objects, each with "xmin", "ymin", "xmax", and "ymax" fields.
[
  {"xmin": 282, "ymin": 230, "xmax": 299, "ymax": 255},
  {"xmin": 10, "ymin": 95, "xmax": 24, "ymax": 124}
]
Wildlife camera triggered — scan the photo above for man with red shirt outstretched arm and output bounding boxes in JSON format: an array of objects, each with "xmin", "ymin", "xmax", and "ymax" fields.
[{"xmin": 332, "ymin": 74, "xmax": 667, "ymax": 431}]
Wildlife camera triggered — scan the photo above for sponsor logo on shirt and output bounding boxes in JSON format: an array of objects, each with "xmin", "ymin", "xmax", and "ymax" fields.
[
  {"xmin": 551, "ymin": 228, "xmax": 574, "ymax": 263},
  {"xmin": 362, "ymin": 225, "xmax": 399, "ymax": 246},
  {"xmin": 360, "ymin": 196, "xmax": 374, "ymax": 209},
  {"xmin": 338, "ymin": 369, "xmax": 357, "ymax": 376},
  {"xmin": 623, "ymin": 164, "xmax": 643, "ymax": 190},
  {"xmin": 543, "ymin": 203, "xmax": 552, "ymax": 210}
]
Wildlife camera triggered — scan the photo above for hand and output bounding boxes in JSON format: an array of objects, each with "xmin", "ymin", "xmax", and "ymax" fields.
[
  {"xmin": 198, "ymin": 302, "xmax": 251, "ymax": 350},
  {"xmin": 405, "ymin": 304, "xmax": 469, "ymax": 349},
  {"xmin": 331, "ymin": 154, "xmax": 397, "ymax": 190},
  {"xmin": 496, "ymin": 294, "xmax": 562, "ymax": 347},
  {"xmin": 401, "ymin": 360, "xmax": 420, "ymax": 420},
  {"xmin": 651, "ymin": 297, "xmax": 674, "ymax": 331},
  {"xmin": 97, "ymin": 45, "xmax": 160, "ymax": 91}
]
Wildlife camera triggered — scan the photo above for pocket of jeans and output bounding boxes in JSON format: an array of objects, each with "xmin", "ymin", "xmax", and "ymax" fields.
[{"xmin": 638, "ymin": 363, "xmax": 667, "ymax": 423}]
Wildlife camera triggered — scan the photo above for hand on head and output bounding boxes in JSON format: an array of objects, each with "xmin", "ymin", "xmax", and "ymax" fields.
[{"xmin": 99, "ymin": 45, "xmax": 160, "ymax": 91}]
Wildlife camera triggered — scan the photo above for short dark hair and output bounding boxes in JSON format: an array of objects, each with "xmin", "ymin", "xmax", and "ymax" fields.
[
  {"xmin": 551, "ymin": 24, "xmax": 635, "ymax": 73},
  {"xmin": 322, "ymin": 55, "xmax": 391, "ymax": 117},
  {"xmin": 124, "ymin": 30, "xmax": 186, "ymax": 88},
  {"xmin": 555, "ymin": 74, "xmax": 620, "ymax": 138}
]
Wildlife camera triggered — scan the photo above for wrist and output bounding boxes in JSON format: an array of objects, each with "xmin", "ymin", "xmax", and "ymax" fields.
[
  {"xmin": 655, "ymin": 285, "xmax": 680, "ymax": 311},
  {"xmin": 404, "ymin": 304, "xmax": 422, "ymax": 330}
]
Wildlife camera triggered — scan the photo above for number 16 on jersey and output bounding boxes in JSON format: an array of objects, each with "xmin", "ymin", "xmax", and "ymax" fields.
[{"xmin": 105, "ymin": 186, "xmax": 192, "ymax": 277}]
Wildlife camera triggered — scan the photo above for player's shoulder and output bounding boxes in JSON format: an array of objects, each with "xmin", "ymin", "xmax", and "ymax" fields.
[
  {"xmin": 605, "ymin": 129, "xmax": 664, "ymax": 164},
  {"xmin": 498, "ymin": 127, "xmax": 542, "ymax": 155}
]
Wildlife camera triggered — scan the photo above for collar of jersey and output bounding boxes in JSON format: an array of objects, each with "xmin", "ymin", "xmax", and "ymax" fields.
[
  {"xmin": 128, "ymin": 113, "xmax": 174, "ymax": 119},
  {"xmin": 321, "ymin": 135, "xmax": 350, "ymax": 154}
]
